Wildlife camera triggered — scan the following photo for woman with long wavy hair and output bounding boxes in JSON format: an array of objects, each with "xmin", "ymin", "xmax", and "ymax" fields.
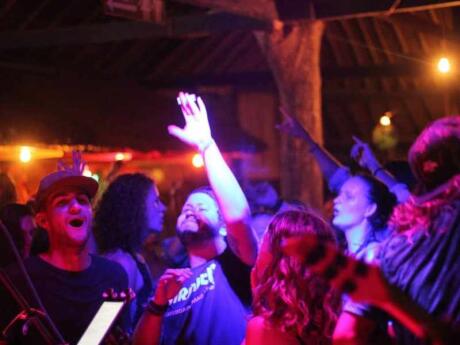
[
  {"xmin": 93, "ymin": 173, "xmax": 166, "ymax": 330},
  {"xmin": 246, "ymin": 209, "xmax": 341, "ymax": 345}
]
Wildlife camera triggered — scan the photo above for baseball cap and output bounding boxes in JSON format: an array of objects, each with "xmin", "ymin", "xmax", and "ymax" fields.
[{"xmin": 34, "ymin": 170, "xmax": 99, "ymax": 211}]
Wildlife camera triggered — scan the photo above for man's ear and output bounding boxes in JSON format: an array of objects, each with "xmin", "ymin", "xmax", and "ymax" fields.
[
  {"xmin": 35, "ymin": 212, "xmax": 49, "ymax": 230},
  {"xmin": 364, "ymin": 203, "xmax": 377, "ymax": 219}
]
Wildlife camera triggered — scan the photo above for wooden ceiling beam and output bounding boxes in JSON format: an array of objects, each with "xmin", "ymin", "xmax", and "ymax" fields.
[
  {"xmin": 141, "ymin": 62, "xmax": 435, "ymax": 88},
  {"xmin": 174, "ymin": 0, "xmax": 460, "ymax": 21},
  {"xmin": 0, "ymin": 12, "xmax": 268, "ymax": 50}
]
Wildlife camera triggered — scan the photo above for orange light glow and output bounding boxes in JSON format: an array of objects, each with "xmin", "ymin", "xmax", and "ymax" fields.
[
  {"xmin": 437, "ymin": 57, "xmax": 451, "ymax": 74},
  {"xmin": 192, "ymin": 153, "xmax": 204, "ymax": 168},
  {"xmin": 19, "ymin": 147, "xmax": 32, "ymax": 163}
]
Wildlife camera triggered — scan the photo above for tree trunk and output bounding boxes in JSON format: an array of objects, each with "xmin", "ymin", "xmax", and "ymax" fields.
[{"xmin": 255, "ymin": 21, "xmax": 325, "ymax": 209}]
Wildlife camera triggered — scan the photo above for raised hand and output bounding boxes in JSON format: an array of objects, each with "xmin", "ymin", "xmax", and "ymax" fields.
[
  {"xmin": 277, "ymin": 107, "xmax": 310, "ymax": 140},
  {"xmin": 153, "ymin": 268, "xmax": 193, "ymax": 306},
  {"xmin": 168, "ymin": 92, "xmax": 214, "ymax": 152},
  {"xmin": 350, "ymin": 136, "xmax": 381, "ymax": 173}
]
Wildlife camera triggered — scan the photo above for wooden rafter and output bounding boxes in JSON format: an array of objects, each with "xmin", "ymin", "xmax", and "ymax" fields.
[{"xmin": 0, "ymin": 12, "xmax": 268, "ymax": 50}]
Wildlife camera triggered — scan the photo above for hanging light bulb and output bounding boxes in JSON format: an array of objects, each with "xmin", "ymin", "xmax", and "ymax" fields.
[
  {"xmin": 19, "ymin": 146, "xmax": 32, "ymax": 163},
  {"xmin": 437, "ymin": 57, "xmax": 451, "ymax": 74}
]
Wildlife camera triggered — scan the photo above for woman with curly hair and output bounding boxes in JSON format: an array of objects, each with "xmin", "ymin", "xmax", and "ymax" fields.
[
  {"xmin": 93, "ymin": 173, "xmax": 166, "ymax": 328},
  {"xmin": 246, "ymin": 209, "xmax": 341, "ymax": 345}
]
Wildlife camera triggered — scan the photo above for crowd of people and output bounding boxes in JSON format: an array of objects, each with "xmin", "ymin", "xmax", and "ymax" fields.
[{"xmin": 0, "ymin": 91, "xmax": 458, "ymax": 345}]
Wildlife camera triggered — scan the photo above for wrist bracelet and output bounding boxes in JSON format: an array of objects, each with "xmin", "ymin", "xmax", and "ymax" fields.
[
  {"xmin": 199, "ymin": 138, "xmax": 215, "ymax": 153},
  {"xmin": 145, "ymin": 300, "xmax": 168, "ymax": 316},
  {"xmin": 372, "ymin": 166, "xmax": 384, "ymax": 176}
]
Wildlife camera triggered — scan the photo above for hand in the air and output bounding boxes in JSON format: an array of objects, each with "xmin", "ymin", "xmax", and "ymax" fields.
[
  {"xmin": 350, "ymin": 136, "xmax": 381, "ymax": 172},
  {"xmin": 168, "ymin": 92, "xmax": 214, "ymax": 152}
]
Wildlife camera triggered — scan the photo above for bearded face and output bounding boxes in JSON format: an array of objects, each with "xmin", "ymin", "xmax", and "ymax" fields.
[{"xmin": 176, "ymin": 192, "xmax": 224, "ymax": 246}]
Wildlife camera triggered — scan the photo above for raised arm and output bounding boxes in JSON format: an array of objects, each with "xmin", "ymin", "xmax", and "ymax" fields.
[
  {"xmin": 168, "ymin": 92, "xmax": 257, "ymax": 265},
  {"xmin": 350, "ymin": 136, "xmax": 410, "ymax": 203},
  {"xmin": 278, "ymin": 108, "xmax": 344, "ymax": 182}
]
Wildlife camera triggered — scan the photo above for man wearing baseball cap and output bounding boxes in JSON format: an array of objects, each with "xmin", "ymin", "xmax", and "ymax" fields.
[{"xmin": 0, "ymin": 156, "xmax": 129, "ymax": 344}]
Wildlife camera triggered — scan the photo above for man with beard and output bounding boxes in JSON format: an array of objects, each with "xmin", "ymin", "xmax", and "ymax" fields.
[
  {"xmin": 0, "ymin": 156, "xmax": 129, "ymax": 344},
  {"xmin": 133, "ymin": 92, "xmax": 258, "ymax": 345}
]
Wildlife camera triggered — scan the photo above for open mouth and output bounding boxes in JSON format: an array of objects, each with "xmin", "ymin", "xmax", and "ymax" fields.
[{"xmin": 69, "ymin": 219, "xmax": 84, "ymax": 228}]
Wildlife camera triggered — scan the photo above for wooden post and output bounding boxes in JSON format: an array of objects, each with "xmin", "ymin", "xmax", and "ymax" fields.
[{"xmin": 255, "ymin": 20, "xmax": 325, "ymax": 209}]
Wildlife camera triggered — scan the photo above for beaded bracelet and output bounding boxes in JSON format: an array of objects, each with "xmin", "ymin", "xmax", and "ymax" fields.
[{"xmin": 145, "ymin": 300, "xmax": 168, "ymax": 316}]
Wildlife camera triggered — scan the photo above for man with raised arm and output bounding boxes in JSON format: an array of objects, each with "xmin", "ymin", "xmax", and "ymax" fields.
[{"xmin": 133, "ymin": 92, "xmax": 258, "ymax": 345}]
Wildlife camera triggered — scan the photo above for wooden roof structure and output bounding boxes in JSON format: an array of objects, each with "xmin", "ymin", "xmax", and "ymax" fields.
[{"xmin": 1, "ymin": 0, "xmax": 460, "ymax": 158}]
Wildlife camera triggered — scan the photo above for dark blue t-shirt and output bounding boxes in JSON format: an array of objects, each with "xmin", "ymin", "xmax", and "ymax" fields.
[
  {"xmin": 161, "ymin": 248, "xmax": 251, "ymax": 345},
  {"xmin": 0, "ymin": 255, "xmax": 128, "ymax": 345}
]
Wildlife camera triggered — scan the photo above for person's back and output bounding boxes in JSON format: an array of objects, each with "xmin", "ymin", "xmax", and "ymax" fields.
[
  {"xmin": 247, "ymin": 210, "xmax": 340, "ymax": 345},
  {"xmin": 378, "ymin": 116, "xmax": 460, "ymax": 344}
]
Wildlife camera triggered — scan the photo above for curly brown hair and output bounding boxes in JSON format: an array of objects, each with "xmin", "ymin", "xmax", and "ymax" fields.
[
  {"xmin": 252, "ymin": 210, "xmax": 341, "ymax": 344},
  {"xmin": 93, "ymin": 173, "xmax": 154, "ymax": 253}
]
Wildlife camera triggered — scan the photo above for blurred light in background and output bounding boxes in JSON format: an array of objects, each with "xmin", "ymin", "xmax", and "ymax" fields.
[
  {"xmin": 152, "ymin": 168, "xmax": 165, "ymax": 183},
  {"xmin": 19, "ymin": 146, "xmax": 32, "ymax": 163},
  {"xmin": 115, "ymin": 152, "xmax": 132, "ymax": 161},
  {"xmin": 379, "ymin": 113, "xmax": 392, "ymax": 126},
  {"xmin": 437, "ymin": 57, "xmax": 451, "ymax": 74},
  {"xmin": 192, "ymin": 153, "xmax": 204, "ymax": 168}
]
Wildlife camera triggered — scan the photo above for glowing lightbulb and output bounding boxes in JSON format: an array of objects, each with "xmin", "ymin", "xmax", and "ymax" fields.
[
  {"xmin": 437, "ymin": 57, "xmax": 451, "ymax": 74},
  {"xmin": 192, "ymin": 153, "xmax": 204, "ymax": 168},
  {"xmin": 115, "ymin": 152, "xmax": 125, "ymax": 161},
  {"xmin": 19, "ymin": 147, "xmax": 32, "ymax": 163},
  {"xmin": 379, "ymin": 114, "xmax": 392, "ymax": 127}
]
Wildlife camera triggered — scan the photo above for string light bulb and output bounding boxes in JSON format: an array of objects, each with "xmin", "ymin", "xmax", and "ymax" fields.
[
  {"xmin": 379, "ymin": 112, "xmax": 392, "ymax": 127},
  {"xmin": 19, "ymin": 146, "xmax": 32, "ymax": 163},
  {"xmin": 437, "ymin": 57, "xmax": 451, "ymax": 74}
]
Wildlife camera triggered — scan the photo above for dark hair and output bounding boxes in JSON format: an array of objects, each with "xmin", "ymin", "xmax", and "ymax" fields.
[
  {"xmin": 354, "ymin": 173, "xmax": 397, "ymax": 232},
  {"xmin": 0, "ymin": 203, "xmax": 33, "ymax": 265},
  {"xmin": 252, "ymin": 210, "xmax": 340, "ymax": 342},
  {"xmin": 391, "ymin": 116, "xmax": 460, "ymax": 235},
  {"xmin": 0, "ymin": 174, "xmax": 17, "ymax": 209},
  {"xmin": 93, "ymin": 173, "xmax": 154, "ymax": 253},
  {"xmin": 408, "ymin": 115, "xmax": 460, "ymax": 195}
]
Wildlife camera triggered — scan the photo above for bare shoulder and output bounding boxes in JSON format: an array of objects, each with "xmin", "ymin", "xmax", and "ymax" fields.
[{"xmin": 246, "ymin": 316, "xmax": 299, "ymax": 345}]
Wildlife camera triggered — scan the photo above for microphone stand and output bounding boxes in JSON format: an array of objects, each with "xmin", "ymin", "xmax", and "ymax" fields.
[{"xmin": 0, "ymin": 220, "xmax": 67, "ymax": 345}]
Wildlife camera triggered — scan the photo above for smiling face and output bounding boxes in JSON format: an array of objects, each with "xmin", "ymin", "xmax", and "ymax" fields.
[
  {"xmin": 36, "ymin": 187, "xmax": 92, "ymax": 250},
  {"xmin": 145, "ymin": 185, "xmax": 166, "ymax": 235},
  {"xmin": 332, "ymin": 176, "xmax": 376, "ymax": 231},
  {"xmin": 176, "ymin": 192, "xmax": 223, "ymax": 245}
]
